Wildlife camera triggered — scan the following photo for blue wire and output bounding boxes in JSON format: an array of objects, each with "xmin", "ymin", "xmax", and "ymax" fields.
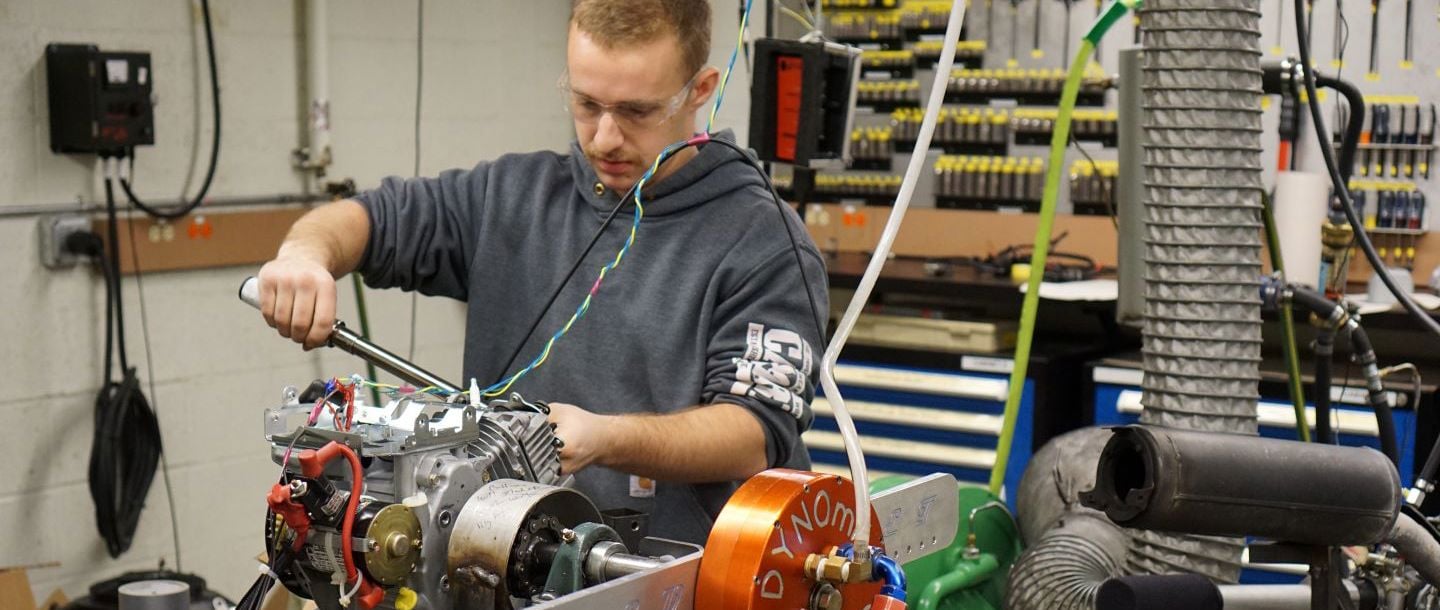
[
  {"xmin": 476, "ymin": 138, "xmax": 693, "ymax": 397},
  {"xmin": 707, "ymin": 0, "xmax": 754, "ymax": 133}
]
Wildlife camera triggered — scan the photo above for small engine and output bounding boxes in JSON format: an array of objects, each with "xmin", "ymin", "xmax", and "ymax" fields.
[{"xmin": 258, "ymin": 381, "xmax": 676, "ymax": 610}]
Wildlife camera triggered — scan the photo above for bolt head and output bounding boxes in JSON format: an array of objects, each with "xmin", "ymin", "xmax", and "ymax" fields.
[{"xmin": 812, "ymin": 584, "xmax": 844, "ymax": 610}]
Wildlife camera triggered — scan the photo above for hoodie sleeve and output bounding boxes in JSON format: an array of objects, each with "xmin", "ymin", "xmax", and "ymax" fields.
[
  {"xmin": 353, "ymin": 164, "xmax": 487, "ymax": 300},
  {"xmin": 702, "ymin": 244, "xmax": 829, "ymax": 469}
]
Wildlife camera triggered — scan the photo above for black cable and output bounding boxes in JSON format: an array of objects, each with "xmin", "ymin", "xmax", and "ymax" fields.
[
  {"xmin": 1288, "ymin": 283, "xmax": 1400, "ymax": 465},
  {"xmin": 85, "ymin": 174, "xmax": 165, "ymax": 558},
  {"xmin": 706, "ymin": 137, "xmax": 829, "ymax": 343},
  {"xmin": 1315, "ymin": 72, "xmax": 1365, "ymax": 187},
  {"xmin": 118, "ymin": 0, "xmax": 221, "ymax": 219},
  {"xmin": 491, "ymin": 179, "xmax": 652, "ymax": 386},
  {"xmin": 1293, "ymin": 0, "xmax": 1440, "ymax": 343},
  {"xmin": 124, "ymin": 195, "xmax": 184, "ymax": 570},
  {"xmin": 1347, "ymin": 320, "xmax": 1400, "ymax": 467}
]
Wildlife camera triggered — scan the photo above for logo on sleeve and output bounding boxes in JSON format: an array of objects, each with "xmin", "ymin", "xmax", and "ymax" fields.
[{"xmin": 730, "ymin": 323, "xmax": 813, "ymax": 419}]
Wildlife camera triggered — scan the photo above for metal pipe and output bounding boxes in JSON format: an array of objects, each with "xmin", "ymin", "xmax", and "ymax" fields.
[
  {"xmin": 1096, "ymin": 577, "xmax": 1367, "ymax": 610},
  {"xmin": 0, "ymin": 193, "xmax": 321, "ymax": 220},
  {"xmin": 598, "ymin": 553, "xmax": 665, "ymax": 580},
  {"xmin": 1390, "ymin": 512, "xmax": 1440, "ymax": 587},
  {"xmin": 583, "ymin": 541, "xmax": 666, "ymax": 583},
  {"xmin": 1082, "ymin": 425, "xmax": 1401, "ymax": 546},
  {"xmin": 238, "ymin": 277, "xmax": 460, "ymax": 393},
  {"xmin": 301, "ymin": 0, "xmax": 333, "ymax": 179}
]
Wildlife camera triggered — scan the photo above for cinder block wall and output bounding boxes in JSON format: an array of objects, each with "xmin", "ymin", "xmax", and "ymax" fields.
[{"xmin": 1, "ymin": 0, "xmax": 754, "ymax": 599}]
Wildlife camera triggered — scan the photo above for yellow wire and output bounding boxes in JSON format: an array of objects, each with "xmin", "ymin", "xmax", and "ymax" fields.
[{"xmin": 708, "ymin": 7, "xmax": 750, "ymax": 130}]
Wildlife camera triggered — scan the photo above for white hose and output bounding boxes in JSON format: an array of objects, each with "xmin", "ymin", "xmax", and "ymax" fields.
[{"xmin": 818, "ymin": 0, "xmax": 967, "ymax": 562}]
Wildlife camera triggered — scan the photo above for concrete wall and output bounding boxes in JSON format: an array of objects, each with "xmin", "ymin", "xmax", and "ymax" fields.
[{"xmin": 0, "ymin": 0, "xmax": 755, "ymax": 600}]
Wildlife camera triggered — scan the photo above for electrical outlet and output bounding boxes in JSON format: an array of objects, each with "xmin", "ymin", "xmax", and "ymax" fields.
[{"xmin": 38, "ymin": 214, "xmax": 93, "ymax": 269}]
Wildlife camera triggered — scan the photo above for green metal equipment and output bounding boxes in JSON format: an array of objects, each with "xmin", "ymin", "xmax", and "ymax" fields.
[{"xmin": 870, "ymin": 476, "xmax": 1024, "ymax": 610}]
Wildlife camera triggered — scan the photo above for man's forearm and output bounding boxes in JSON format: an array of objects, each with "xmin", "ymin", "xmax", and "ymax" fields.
[
  {"xmin": 599, "ymin": 403, "xmax": 771, "ymax": 483},
  {"xmin": 278, "ymin": 199, "xmax": 371, "ymax": 276}
]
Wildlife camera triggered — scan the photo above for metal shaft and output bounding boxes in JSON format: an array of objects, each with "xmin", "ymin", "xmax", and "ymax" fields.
[
  {"xmin": 328, "ymin": 323, "xmax": 459, "ymax": 393},
  {"xmin": 238, "ymin": 277, "xmax": 461, "ymax": 393}
]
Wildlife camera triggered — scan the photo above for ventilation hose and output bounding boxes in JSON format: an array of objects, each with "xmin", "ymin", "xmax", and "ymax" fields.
[{"xmin": 990, "ymin": 0, "xmax": 1140, "ymax": 495}]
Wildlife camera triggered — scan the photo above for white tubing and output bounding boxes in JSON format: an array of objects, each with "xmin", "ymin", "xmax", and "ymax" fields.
[{"xmin": 818, "ymin": 0, "xmax": 967, "ymax": 562}]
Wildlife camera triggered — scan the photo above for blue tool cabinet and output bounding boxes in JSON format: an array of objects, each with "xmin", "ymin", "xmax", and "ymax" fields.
[{"xmin": 806, "ymin": 357, "xmax": 1035, "ymax": 507}]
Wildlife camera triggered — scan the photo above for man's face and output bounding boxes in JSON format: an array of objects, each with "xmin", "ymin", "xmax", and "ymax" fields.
[{"xmin": 565, "ymin": 25, "xmax": 713, "ymax": 194}]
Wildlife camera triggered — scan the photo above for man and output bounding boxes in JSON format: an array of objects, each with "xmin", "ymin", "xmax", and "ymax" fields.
[{"xmin": 256, "ymin": 0, "xmax": 828, "ymax": 545}]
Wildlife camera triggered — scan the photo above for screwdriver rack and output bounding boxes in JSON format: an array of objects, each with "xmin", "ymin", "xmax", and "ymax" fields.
[
  {"xmin": 946, "ymin": 67, "xmax": 1112, "ymax": 106},
  {"xmin": 775, "ymin": 173, "xmax": 905, "ymax": 205},
  {"xmin": 934, "ymin": 155, "xmax": 1047, "ymax": 211},
  {"xmin": 857, "ymin": 79, "xmax": 923, "ymax": 110},
  {"xmin": 1012, "ymin": 108, "xmax": 1118, "ymax": 146},
  {"xmin": 1070, "ymin": 159, "xmax": 1119, "ymax": 216},
  {"xmin": 863, "ymin": 49, "xmax": 921, "ymax": 77},
  {"xmin": 822, "ymin": 0, "xmax": 901, "ymax": 7},
  {"xmin": 851, "ymin": 127, "xmax": 898, "ymax": 170},
  {"xmin": 772, "ymin": 0, "xmax": 1122, "ymax": 214},
  {"xmin": 914, "ymin": 40, "xmax": 988, "ymax": 68}
]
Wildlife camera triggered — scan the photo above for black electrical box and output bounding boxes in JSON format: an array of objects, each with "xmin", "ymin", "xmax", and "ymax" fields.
[
  {"xmin": 748, "ymin": 39, "xmax": 861, "ymax": 168},
  {"xmin": 46, "ymin": 43, "xmax": 155, "ymax": 155}
]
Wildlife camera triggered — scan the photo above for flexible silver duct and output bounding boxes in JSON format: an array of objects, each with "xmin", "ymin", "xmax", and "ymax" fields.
[
  {"xmin": 1129, "ymin": 0, "xmax": 1265, "ymax": 582},
  {"xmin": 1136, "ymin": 0, "xmax": 1264, "ymax": 437},
  {"xmin": 1005, "ymin": 0, "xmax": 1265, "ymax": 605}
]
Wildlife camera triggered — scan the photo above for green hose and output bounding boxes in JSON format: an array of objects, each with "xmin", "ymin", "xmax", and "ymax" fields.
[
  {"xmin": 351, "ymin": 273, "xmax": 383, "ymax": 406},
  {"xmin": 1261, "ymin": 192, "xmax": 1311, "ymax": 441},
  {"xmin": 989, "ymin": 0, "xmax": 1138, "ymax": 495}
]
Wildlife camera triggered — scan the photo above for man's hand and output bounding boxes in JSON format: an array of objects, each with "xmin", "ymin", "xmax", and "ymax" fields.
[
  {"xmin": 257, "ymin": 255, "xmax": 338, "ymax": 351},
  {"xmin": 548, "ymin": 402, "xmax": 613, "ymax": 475},
  {"xmin": 546, "ymin": 402, "xmax": 769, "ymax": 483}
]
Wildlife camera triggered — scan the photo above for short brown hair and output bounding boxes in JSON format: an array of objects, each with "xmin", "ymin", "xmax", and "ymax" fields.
[{"xmin": 571, "ymin": 0, "xmax": 711, "ymax": 78}]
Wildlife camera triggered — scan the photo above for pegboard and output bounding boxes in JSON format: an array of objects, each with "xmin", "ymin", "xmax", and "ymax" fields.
[{"xmin": 768, "ymin": 0, "xmax": 1440, "ymax": 281}]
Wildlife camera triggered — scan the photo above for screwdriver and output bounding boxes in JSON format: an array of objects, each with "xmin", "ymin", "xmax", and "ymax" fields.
[
  {"xmin": 1423, "ymin": 104, "xmax": 1436, "ymax": 179},
  {"xmin": 1306, "ymin": 0, "xmax": 1316, "ymax": 59},
  {"xmin": 1366, "ymin": 0, "xmax": 1381, "ymax": 79},
  {"xmin": 1409, "ymin": 191, "xmax": 1425, "ymax": 230},
  {"xmin": 1402, "ymin": 105, "xmax": 1417, "ymax": 178},
  {"xmin": 1371, "ymin": 105, "xmax": 1389, "ymax": 178},
  {"xmin": 1273, "ymin": 0, "xmax": 1285, "ymax": 55},
  {"xmin": 1032, "ymin": 0, "xmax": 1045, "ymax": 59},
  {"xmin": 986, "ymin": 0, "xmax": 995, "ymax": 46},
  {"xmin": 1359, "ymin": 105, "xmax": 1373, "ymax": 177},
  {"xmin": 1403, "ymin": 0, "xmax": 1415, "ymax": 68},
  {"xmin": 1010, "ymin": 0, "xmax": 1022, "ymax": 67},
  {"xmin": 1377, "ymin": 104, "xmax": 1392, "ymax": 177},
  {"xmin": 1332, "ymin": 0, "xmax": 1344, "ymax": 68}
]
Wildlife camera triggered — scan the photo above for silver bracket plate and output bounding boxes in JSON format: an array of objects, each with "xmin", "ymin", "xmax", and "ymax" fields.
[
  {"xmin": 869, "ymin": 472, "xmax": 961, "ymax": 565},
  {"xmin": 529, "ymin": 549, "xmax": 702, "ymax": 610}
]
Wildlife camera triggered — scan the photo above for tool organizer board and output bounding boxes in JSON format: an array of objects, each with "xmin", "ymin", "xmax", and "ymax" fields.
[{"xmin": 773, "ymin": 0, "xmax": 1440, "ymax": 271}]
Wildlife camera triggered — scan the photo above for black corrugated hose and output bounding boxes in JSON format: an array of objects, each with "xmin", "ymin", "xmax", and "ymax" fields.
[{"xmin": 81, "ymin": 177, "xmax": 165, "ymax": 557}]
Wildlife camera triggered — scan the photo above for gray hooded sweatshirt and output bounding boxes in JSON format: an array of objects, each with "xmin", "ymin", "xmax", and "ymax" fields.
[{"xmin": 353, "ymin": 130, "xmax": 827, "ymax": 545}]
